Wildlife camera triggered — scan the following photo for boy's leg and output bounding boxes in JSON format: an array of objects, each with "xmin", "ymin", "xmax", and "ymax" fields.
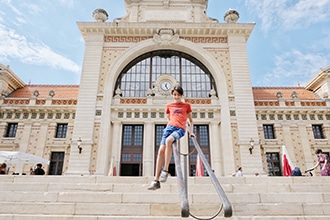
[
  {"xmin": 160, "ymin": 136, "xmax": 175, "ymax": 182},
  {"xmin": 148, "ymin": 145, "xmax": 165, "ymax": 190},
  {"xmin": 155, "ymin": 145, "xmax": 165, "ymax": 180},
  {"xmin": 163, "ymin": 135, "xmax": 175, "ymax": 172}
]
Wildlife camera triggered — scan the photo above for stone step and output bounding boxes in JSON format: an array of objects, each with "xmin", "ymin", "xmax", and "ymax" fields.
[
  {"xmin": 0, "ymin": 191, "xmax": 329, "ymax": 205},
  {"xmin": 2, "ymin": 175, "xmax": 329, "ymax": 184},
  {"xmin": 0, "ymin": 201, "xmax": 329, "ymax": 217},
  {"xmin": 1, "ymin": 176, "xmax": 330, "ymax": 218},
  {"xmin": 1, "ymin": 214, "xmax": 329, "ymax": 220},
  {"xmin": 1, "ymin": 176, "xmax": 330, "ymax": 193},
  {"xmin": 1, "ymin": 181, "xmax": 329, "ymax": 194}
]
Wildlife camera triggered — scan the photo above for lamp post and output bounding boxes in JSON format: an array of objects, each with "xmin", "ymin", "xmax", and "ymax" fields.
[
  {"xmin": 77, "ymin": 137, "xmax": 82, "ymax": 154},
  {"xmin": 249, "ymin": 138, "xmax": 254, "ymax": 154}
]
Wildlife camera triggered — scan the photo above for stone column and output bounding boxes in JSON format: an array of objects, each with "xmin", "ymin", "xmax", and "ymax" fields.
[
  {"xmin": 111, "ymin": 121, "xmax": 122, "ymax": 175},
  {"xmin": 298, "ymin": 123, "xmax": 314, "ymax": 169},
  {"xmin": 19, "ymin": 122, "xmax": 33, "ymax": 153},
  {"xmin": 66, "ymin": 32, "xmax": 104, "ymax": 175},
  {"xmin": 94, "ymin": 118, "xmax": 111, "ymax": 175},
  {"xmin": 143, "ymin": 121, "xmax": 154, "ymax": 176},
  {"xmin": 210, "ymin": 120, "xmax": 230, "ymax": 176}
]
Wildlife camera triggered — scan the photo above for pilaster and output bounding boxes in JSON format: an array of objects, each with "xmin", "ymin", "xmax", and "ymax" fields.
[
  {"xmin": 110, "ymin": 121, "xmax": 122, "ymax": 175},
  {"xmin": 95, "ymin": 113, "xmax": 111, "ymax": 175},
  {"xmin": 143, "ymin": 121, "xmax": 154, "ymax": 176},
  {"xmin": 228, "ymin": 34, "xmax": 263, "ymax": 175},
  {"xmin": 66, "ymin": 32, "xmax": 104, "ymax": 175}
]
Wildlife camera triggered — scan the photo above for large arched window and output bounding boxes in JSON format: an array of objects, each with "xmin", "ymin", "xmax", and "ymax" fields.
[{"xmin": 115, "ymin": 50, "xmax": 217, "ymax": 98}]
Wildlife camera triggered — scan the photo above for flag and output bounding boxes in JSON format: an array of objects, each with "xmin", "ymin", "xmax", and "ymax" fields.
[
  {"xmin": 282, "ymin": 145, "xmax": 294, "ymax": 176},
  {"xmin": 113, "ymin": 165, "xmax": 117, "ymax": 176},
  {"xmin": 195, "ymin": 154, "xmax": 204, "ymax": 176}
]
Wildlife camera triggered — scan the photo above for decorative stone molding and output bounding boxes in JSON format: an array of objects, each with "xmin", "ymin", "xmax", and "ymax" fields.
[
  {"xmin": 32, "ymin": 90, "xmax": 39, "ymax": 97},
  {"xmin": 114, "ymin": 88, "xmax": 122, "ymax": 98},
  {"xmin": 153, "ymin": 75, "xmax": 177, "ymax": 97},
  {"xmin": 92, "ymin": 8, "xmax": 108, "ymax": 22},
  {"xmin": 48, "ymin": 90, "xmax": 55, "ymax": 97},
  {"xmin": 276, "ymin": 91, "xmax": 282, "ymax": 99},
  {"xmin": 224, "ymin": 9, "xmax": 239, "ymax": 23},
  {"xmin": 153, "ymin": 29, "xmax": 179, "ymax": 46},
  {"xmin": 120, "ymin": 98, "xmax": 147, "ymax": 104},
  {"xmin": 291, "ymin": 91, "xmax": 298, "ymax": 99}
]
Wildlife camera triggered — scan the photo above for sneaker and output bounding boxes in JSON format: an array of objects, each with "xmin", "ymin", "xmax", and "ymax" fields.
[
  {"xmin": 147, "ymin": 180, "xmax": 160, "ymax": 190},
  {"xmin": 160, "ymin": 170, "xmax": 169, "ymax": 182}
]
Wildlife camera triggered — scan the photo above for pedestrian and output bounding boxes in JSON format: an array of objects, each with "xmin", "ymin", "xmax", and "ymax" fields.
[
  {"xmin": 0, "ymin": 163, "xmax": 7, "ymax": 174},
  {"xmin": 34, "ymin": 163, "xmax": 45, "ymax": 175},
  {"xmin": 307, "ymin": 149, "xmax": 330, "ymax": 176},
  {"xmin": 235, "ymin": 167, "xmax": 243, "ymax": 177},
  {"xmin": 148, "ymin": 85, "xmax": 195, "ymax": 190}
]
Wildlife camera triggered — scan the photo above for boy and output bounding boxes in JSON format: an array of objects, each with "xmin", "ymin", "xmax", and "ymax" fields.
[{"xmin": 148, "ymin": 85, "xmax": 194, "ymax": 190}]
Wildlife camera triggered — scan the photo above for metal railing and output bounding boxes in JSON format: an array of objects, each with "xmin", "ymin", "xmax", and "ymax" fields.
[{"xmin": 172, "ymin": 135, "xmax": 232, "ymax": 219}]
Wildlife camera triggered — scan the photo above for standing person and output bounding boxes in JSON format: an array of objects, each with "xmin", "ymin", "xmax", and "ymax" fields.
[
  {"xmin": 0, "ymin": 163, "xmax": 7, "ymax": 174},
  {"xmin": 235, "ymin": 167, "xmax": 243, "ymax": 177},
  {"xmin": 34, "ymin": 163, "xmax": 45, "ymax": 175},
  {"xmin": 308, "ymin": 149, "xmax": 330, "ymax": 176},
  {"xmin": 148, "ymin": 85, "xmax": 195, "ymax": 190}
]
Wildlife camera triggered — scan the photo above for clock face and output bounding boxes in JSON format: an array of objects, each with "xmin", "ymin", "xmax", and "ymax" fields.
[{"xmin": 161, "ymin": 81, "xmax": 171, "ymax": 91}]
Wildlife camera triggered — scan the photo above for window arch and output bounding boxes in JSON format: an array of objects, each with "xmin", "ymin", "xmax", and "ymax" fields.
[{"xmin": 115, "ymin": 50, "xmax": 217, "ymax": 98}]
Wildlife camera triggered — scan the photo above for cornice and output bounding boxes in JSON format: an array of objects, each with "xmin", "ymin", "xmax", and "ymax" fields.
[
  {"xmin": 77, "ymin": 22, "xmax": 255, "ymax": 41},
  {"xmin": 305, "ymin": 66, "xmax": 330, "ymax": 91},
  {"xmin": 0, "ymin": 64, "xmax": 25, "ymax": 91}
]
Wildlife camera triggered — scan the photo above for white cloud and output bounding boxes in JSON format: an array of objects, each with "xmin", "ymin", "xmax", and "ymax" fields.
[
  {"xmin": 0, "ymin": 24, "xmax": 81, "ymax": 74},
  {"xmin": 21, "ymin": 2, "xmax": 42, "ymax": 15},
  {"xmin": 261, "ymin": 49, "xmax": 330, "ymax": 86},
  {"xmin": 59, "ymin": 0, "xmax": 75, "ymax": 8},
  {"xmin": 245, "ymin": 0, "xmax": 330, "ymax": 31}
]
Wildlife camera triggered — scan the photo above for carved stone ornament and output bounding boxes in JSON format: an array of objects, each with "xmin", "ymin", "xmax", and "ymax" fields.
[
  {"xmin": 93, "ymin": 8, "xmax": 109, "ymax": 22},
  {"xmin": 276, "ymin": 91, "xmax": 283, "ymax": 99},
  {"xmin": 48, "ymin": 90, "xmax": 55, "ymax": 97},
  {"xmin": 114, "ymin": 87, "xmax": 122, "ymax": 98},
  {"xmin": 224, "ymin": 9, "xmax": 239, "ymax": 23},
  {"xmin": 153, "ymin": 29, "xmax": 179, "ymax": 46},
  {"xmin": 291, "ymin": 91, "xmax": 298, "ymax": 99},
  {"xmin": 33, "ymin": 90, "xmax": 39, "ymax": 97}
]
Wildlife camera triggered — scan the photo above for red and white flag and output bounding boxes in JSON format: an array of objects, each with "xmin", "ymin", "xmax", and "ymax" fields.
[
  {"xmin": 195, "ymin": 154, "xmax": 204, "ymax": 177},
  {"xmin": 282, "ymin": 145, "xmax": 294, "ymax": 176}
]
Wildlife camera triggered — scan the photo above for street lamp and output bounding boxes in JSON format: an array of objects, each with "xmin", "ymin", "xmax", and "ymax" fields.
[
  {"xmin": 249, "ymin": 138, "xmax": 254, "ymax": 154},
  {"xmin": 77, "ymin": 137, "xmax": 82, "ymax": 154}
]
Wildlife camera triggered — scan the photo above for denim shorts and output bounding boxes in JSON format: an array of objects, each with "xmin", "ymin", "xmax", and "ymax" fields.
[{"xmin": 160, "ymin": 126, "xmax": 186, "ymax": 145}]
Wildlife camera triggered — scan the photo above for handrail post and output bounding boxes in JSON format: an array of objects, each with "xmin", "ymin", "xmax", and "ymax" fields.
[{"xmin": 172, "ymin": 141, "xmax": 189, "ymax": 217}]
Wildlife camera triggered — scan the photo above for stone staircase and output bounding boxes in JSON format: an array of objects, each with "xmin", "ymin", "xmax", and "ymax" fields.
[{"xmin": 0, "ymin": 175, "xmax": 329, "ymax": 219}]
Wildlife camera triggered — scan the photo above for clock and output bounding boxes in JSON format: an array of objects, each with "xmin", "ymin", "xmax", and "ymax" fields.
[{"xmin": 160, "ymin": 81, "xmax": 171, "ymax": 91}]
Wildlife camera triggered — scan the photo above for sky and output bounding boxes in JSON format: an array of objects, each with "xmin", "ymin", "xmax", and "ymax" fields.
[{"xmin": 0, "ymin": 0, "xmax": 329, "ymax": 87}]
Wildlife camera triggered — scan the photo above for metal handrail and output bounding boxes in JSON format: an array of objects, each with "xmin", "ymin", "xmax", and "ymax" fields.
[
  {"xmin": 172, "ymin": 133, "xmax": 232, "ymax": 218},
  {"xmin": 190, "ymin": 136, "xmax": 233, "ymax": 218}
]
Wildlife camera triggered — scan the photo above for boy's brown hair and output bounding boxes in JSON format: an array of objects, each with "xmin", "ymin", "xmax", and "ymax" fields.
[{"xmin": 171, "ymin": 85, "xmax": 184, "ymax": 95}]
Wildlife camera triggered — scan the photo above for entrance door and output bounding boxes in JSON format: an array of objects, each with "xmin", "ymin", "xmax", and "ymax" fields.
[{"xmin": 120, "ymin": 125, "xmax": 143, "ymax": 176}]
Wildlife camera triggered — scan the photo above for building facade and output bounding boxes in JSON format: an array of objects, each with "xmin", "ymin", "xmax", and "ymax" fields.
[{"xmin": 1, "ymin": 0, "xmax": 330, "ymax": 177}]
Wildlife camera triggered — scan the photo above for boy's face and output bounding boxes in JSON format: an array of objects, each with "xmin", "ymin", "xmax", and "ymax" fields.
[{"xmin": 172, "ymin": 90, "xmax": 182, "ymax": 102}]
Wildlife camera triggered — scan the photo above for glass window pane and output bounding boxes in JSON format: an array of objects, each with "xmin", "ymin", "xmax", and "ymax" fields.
[{"xmin": 116, "ymin": 50, "xmax": 217, "ymax": 98}]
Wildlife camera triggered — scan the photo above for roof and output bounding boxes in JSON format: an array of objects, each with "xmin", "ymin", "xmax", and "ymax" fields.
[
  {"xmin": 8, "ymin": 85, "xmax": 79, "ymax": 99},
  {"xmin": 252, "ymin": 87, "xmax": 320, "ymax": 100},
  {"xmin": 7, "ymin": 85, "xmax": 321, "ymax": 101}
]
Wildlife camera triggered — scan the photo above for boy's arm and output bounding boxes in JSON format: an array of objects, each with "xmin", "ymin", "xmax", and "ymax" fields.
[{"xmin": 187, "ymin": 112, "xmax": 195, "ymax": 137}]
